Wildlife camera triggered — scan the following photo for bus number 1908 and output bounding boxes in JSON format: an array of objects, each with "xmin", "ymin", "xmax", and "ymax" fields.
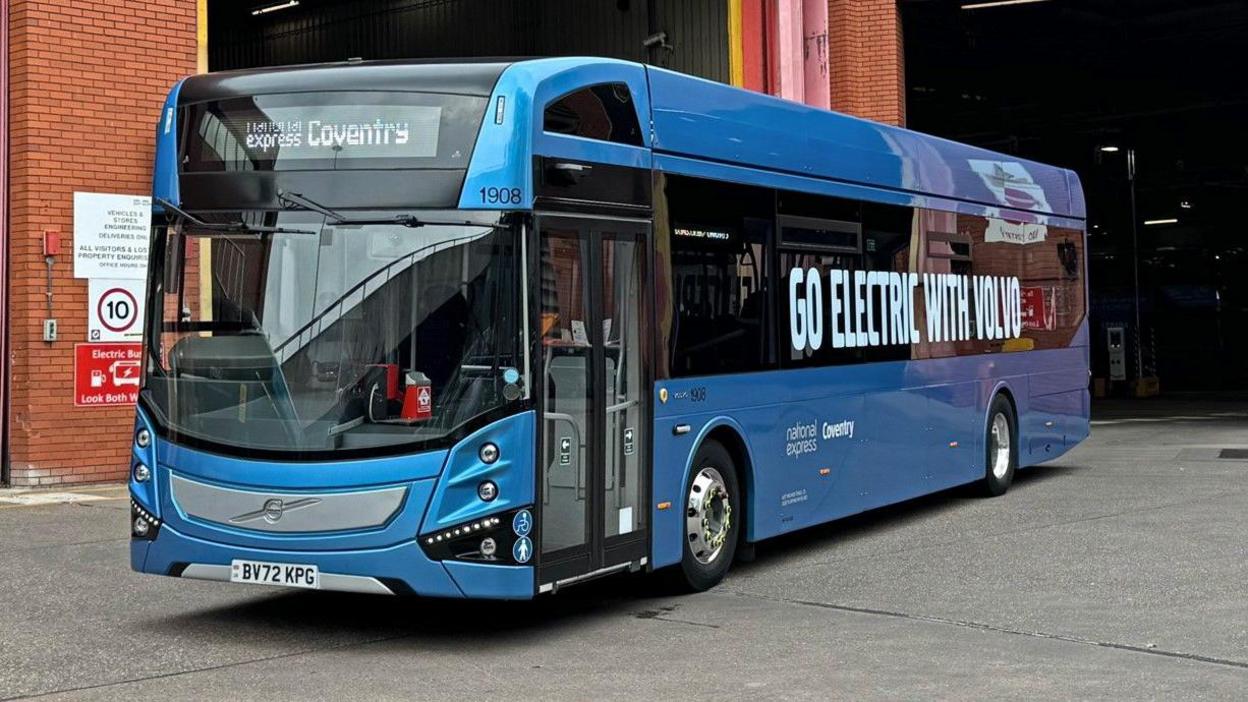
[{"xmin": 479, "ymin": 187, "xmax": 522, "ymax": 205}]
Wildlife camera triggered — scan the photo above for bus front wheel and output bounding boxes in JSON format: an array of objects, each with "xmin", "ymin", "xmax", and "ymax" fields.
[
  {"xmin": 677, "ymin": 440, "xmax": 741, "ymax": 592},
  {"xmin": 980, "ymin": 395, "xmax": 1018, "ymax": 497}
]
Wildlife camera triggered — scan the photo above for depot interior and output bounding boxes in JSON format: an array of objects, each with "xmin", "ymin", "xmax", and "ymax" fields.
[{"xmin": 211, "ymin": 0, "xmax": 1248, "ymax": 393}]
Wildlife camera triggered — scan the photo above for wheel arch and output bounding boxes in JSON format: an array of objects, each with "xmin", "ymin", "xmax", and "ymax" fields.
[
  {"xmin": 680, "ymin": 418, "xmax": 758, "ymax": 545},
  {"xmin": 984, "ymin": 380, "xmax": 1021, "ymax": 458}
]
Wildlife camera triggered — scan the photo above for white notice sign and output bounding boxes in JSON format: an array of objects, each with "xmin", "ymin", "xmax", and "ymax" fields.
[
  {"xmin": 73, "ymin": 193, "xmax": 151, "ymax": 279},
  {"xmin": 984, "ymin": 218, "xmax": 1047, "ymax": 245},
  {"xmin": 88, "ymin": 278, "xmax": 146, "ymax": 342}
]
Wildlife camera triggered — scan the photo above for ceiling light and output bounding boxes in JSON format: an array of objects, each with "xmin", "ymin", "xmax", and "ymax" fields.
[
  {"xmin": 252, "ymin": 0, "xmax": 299, "ymax": 15},
  {"xmin": 962, "ymin": 0, "xmax": 1051, "ymax": 9},
  {"xmin": 1098, "ymin": 145, "xmax": 1120, "ymax": 153},
  {"xmin": 1144, "ymin": 218, "xmax": 1179, "ymax": 226}
]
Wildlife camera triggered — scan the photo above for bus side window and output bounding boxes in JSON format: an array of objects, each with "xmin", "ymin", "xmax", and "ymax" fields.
[
  {"xmin": 663, "ymin": 175, "xmax": 774, "ymax": 378},
  {"xmin": 776, "ymin": 213, "xmax": 865, "ymax": 368},
  {"xmin": 669, "ymin": 223, "xmax": 769, "ymax": 376}
]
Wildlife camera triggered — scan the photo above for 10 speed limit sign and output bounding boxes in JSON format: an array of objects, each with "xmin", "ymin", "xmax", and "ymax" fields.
[{"xmin": 88, "ymin": 279, "xmax": 146, "ymax": 342}]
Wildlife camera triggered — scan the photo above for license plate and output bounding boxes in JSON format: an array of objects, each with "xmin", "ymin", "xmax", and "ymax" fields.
[{"xmin": 230, "ymin": 559, "xmax": 320, "ymax": 590}]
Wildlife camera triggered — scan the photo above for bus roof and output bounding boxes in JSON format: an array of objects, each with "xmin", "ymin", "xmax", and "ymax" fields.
[
  {"xmin": 163, "ymin": 57, "xmax": 1084, "ymax": 221},
  {"xmin": 643, "ymin": 64, "xmax": 1086, "ymax": 221}
]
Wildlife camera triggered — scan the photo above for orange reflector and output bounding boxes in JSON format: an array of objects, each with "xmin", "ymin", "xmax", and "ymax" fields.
[
  {"xmin": 818, "ymin": 468, "xmax": 831, "ymax": 476},
  {"xmin": 657, "ymin": 501, "xmax": 672, "ymax": 510}
]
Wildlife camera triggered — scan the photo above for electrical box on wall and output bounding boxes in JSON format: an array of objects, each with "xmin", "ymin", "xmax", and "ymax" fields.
[
  {"xmin": 42, "ymin": 319, "xmax": 58, "ymax": 342},
  {"xmin": 1107, "ymin": 325, "xmax": 1126, "ymax": 381}
]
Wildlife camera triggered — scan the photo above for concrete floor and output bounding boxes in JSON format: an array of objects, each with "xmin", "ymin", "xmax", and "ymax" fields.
[{"xmin": 2, "ymin": 398, "xmax": 1246, "ymax": 700}]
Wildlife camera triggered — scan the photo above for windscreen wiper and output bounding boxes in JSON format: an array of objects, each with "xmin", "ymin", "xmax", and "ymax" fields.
[
  {"xmin": 155, "ymin": 197, "xmax": 317, "ymax": 235},
  {"xmin": 277, "ymin": 190, "xmax": 507, "ymax": 230}
]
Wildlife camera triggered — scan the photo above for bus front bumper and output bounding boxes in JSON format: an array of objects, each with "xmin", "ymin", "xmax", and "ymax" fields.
[{"xmin": 131, "ymin": 524, "xmax": 535, "ymax": 600}]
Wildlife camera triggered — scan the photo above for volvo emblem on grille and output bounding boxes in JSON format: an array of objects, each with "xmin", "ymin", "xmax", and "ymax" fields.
[{"xmin": 230, "ymin": 497, "xmax": 321, "ymax": 525}]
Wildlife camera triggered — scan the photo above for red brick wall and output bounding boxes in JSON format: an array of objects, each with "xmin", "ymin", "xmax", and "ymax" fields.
[
  {"xmin": 827, "ymin": 0, "xmax": 906, "ymax": 126},
  {"xmin": 6, "ymin": 0, "xmax": 196, "ymax": 485}
]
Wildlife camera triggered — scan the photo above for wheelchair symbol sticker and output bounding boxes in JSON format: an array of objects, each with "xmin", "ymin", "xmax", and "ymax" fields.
[
  {"xmin": 512, "ymin": 536, "xmax": 533, "ymax": 564},
  {"xmin": 512, "ymin": 509, "xmax": 532, "ymax": 537}
]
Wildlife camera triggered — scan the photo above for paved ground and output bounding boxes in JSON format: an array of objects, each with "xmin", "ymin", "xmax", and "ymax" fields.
[{"xmin": 2, "ymin": 398, "xmax": 1247, "ymax": 700}]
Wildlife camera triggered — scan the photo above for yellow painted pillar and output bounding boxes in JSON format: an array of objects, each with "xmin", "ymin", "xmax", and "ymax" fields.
[
  {"xmin": 728, "ymin": 0, "xmax": 744, "ymax": 87},
  {"xmin": 197, "ymin": 0, "xmax": 213, "ymax": 320}
]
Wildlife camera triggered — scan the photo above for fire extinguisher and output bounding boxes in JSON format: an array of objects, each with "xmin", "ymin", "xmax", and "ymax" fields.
[{"xmin": 401, "ymin": 371, "xmax": 433, "ymax": 422}]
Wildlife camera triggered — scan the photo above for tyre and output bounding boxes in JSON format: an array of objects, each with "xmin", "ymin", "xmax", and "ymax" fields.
[
  {"xmin": 677, "ymin": 440, "xmax": 741, "ymax": 592},
  {"xmin": 980, "ymin": 394, "xmax": 1017, "ymax": 497}
]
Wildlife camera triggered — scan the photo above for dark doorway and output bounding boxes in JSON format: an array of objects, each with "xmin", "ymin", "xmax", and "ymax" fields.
[
  {"xmin": 902, "ymin": 0, "xmax": 1248, "ymax": 392},
  {"xmin": 209, "ymin": 0, "xmax": 730, "ymax": 83}
]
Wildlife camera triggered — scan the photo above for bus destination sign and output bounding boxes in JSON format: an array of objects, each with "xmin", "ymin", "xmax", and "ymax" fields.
[{"xmin": 239, "ymin": 105, "xmax": 441, "ymax": 161}]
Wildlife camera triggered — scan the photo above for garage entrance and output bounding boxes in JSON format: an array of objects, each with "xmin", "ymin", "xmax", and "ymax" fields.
[
  {"xmin": 903, "ymin": 0, "xmax": 1248, "ymax": 393},
  {"xmin": 209, "ymin": 0, "xmax": 730, "ymax": 81}
]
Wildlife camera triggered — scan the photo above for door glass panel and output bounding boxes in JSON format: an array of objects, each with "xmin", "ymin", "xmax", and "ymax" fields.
[
  {"xmin": 601, "ymin": 237, "xmax": 646, "ymax": 539},
  {"xmin": 539, "ymin": 232, "xmax": 591, "ymax": 554}
]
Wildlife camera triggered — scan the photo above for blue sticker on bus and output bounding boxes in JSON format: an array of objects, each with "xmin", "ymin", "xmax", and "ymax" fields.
[
  {"xmin": 512, "ymin": 536, "xmax": 533, "ymax": 564},
  {"xmin": 512, "ymin": 509, "xmax": 532, "ymax": 537}
]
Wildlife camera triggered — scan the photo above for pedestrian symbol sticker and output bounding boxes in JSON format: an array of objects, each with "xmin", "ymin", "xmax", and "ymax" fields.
[
  {"xmin": 513, "ymin": 536, "xmax": 533, "ymax": 564},
  {"xmin": 513, "ymin": 509, "xmax": 532, "ymax": 537}
]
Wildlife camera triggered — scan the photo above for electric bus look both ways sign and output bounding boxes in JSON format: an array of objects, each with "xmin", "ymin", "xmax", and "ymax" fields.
[{"xmin": 74, "ymin": 343, "xmax": 142, "ymax": 407}]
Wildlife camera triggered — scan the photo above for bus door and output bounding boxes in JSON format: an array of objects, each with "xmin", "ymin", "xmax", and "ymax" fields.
[{"xmin": 534, "ymin": 215, "xmax": 650, "ymax": 590}]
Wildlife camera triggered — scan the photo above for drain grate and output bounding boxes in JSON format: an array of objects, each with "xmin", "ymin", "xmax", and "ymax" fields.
[{"xmin": 1218, "ymin": 449, "xmax": 1248, "ymax": 459}]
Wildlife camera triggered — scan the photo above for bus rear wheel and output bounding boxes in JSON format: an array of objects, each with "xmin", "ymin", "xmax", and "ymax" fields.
[
  {"xmin": 677, "ymin": 440, "xmax": 740, "ymax": 592},
  {"xmin": 980, "ymin": 395, "xmax": 1017, "ymax": 497}
]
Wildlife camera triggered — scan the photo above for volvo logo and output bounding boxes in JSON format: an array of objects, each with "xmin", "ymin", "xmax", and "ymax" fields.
[{"xmin": 229, "ymin": 497, "xmax": 321, "ymax": 525}]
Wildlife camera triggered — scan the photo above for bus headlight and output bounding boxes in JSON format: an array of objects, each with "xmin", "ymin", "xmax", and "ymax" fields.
[
  {"xmin": 479, "ymin": 442, "xmax": 500, "ymax": 464},
  {"xmin": 133, "ymin": 463, "xmax": 151, "ymax": 483},
  {"xmin": 130, "ymin": 499, "xmax": 161, "ymax": 540},
  {"xmin": 419, "ymin": 507, "xmax": 532, "ymax": 563},
  {"xmin": 479, "ymin": 537, "xmax": 497, "ymax": 558},
  {"xmin": 135, "ymin": 428, "xmax": 152, "ymax": 449},
  {"xmin": 477, "ymin": 480, "xmax": 498, "ymax": 502}
]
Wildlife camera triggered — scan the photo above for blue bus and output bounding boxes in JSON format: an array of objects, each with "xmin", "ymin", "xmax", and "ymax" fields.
[{"xmin": 131, "ymin": 57, "xmax": 1089, "ymax": 598}]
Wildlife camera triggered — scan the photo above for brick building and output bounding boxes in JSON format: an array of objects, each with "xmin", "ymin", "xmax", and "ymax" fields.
[{"xmin": 0, "ymin": 0, "xmax": 906, "ymax": 486}]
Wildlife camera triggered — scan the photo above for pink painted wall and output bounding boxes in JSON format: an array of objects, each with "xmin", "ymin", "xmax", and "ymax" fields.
[
  {"xmin": 802, "ymin": 0, "xmax": 829, "ymax": 109},
  {"xmin": 772, "ymin": 0, "xmax": 805, "ymax": 103}
]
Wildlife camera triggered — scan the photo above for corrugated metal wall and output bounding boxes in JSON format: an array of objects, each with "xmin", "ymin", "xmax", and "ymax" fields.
[{"xmin": 210, "ymin": 0, "xmax": 729, "ymax": 83}]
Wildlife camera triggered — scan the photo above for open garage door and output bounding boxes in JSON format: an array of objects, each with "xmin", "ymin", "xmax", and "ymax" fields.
[{"xmin": 903, "ymin": 0, "xmax": 1248, "ymax": 393}]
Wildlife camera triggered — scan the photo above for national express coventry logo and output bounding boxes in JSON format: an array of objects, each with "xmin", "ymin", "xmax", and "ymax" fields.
[{"xmin": 787, "ymin": 268, "xmax": 1023, "ymax": 354}]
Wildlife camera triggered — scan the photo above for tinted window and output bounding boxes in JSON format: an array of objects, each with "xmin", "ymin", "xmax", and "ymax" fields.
[
  {"xmin": 661, "ymin": 176, "xmax": 773, "ymax": 377},
  {"xmin": 913, "ymin": 209, "xmax": 1086, "ymax": 358},
  {"xmin": 778, "ymin": 201, "xmax": 918, "ymax": 367},
  {"xmin": 543, "ymin": 83, "xmax": 643, "ymax": 147}
]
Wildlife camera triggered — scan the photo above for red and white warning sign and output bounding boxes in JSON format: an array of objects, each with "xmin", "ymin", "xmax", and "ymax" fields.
[
  {"xmin": 75, "ymin": 343, "xmax": 143, "ymax": 407},
  {"xmin": 1021, "ymin": 286, "xmax": 1055, "ymax": 331},
  {"xmin": 88, "ymin": 278, "xmax": 145, "ymax": 342}
]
